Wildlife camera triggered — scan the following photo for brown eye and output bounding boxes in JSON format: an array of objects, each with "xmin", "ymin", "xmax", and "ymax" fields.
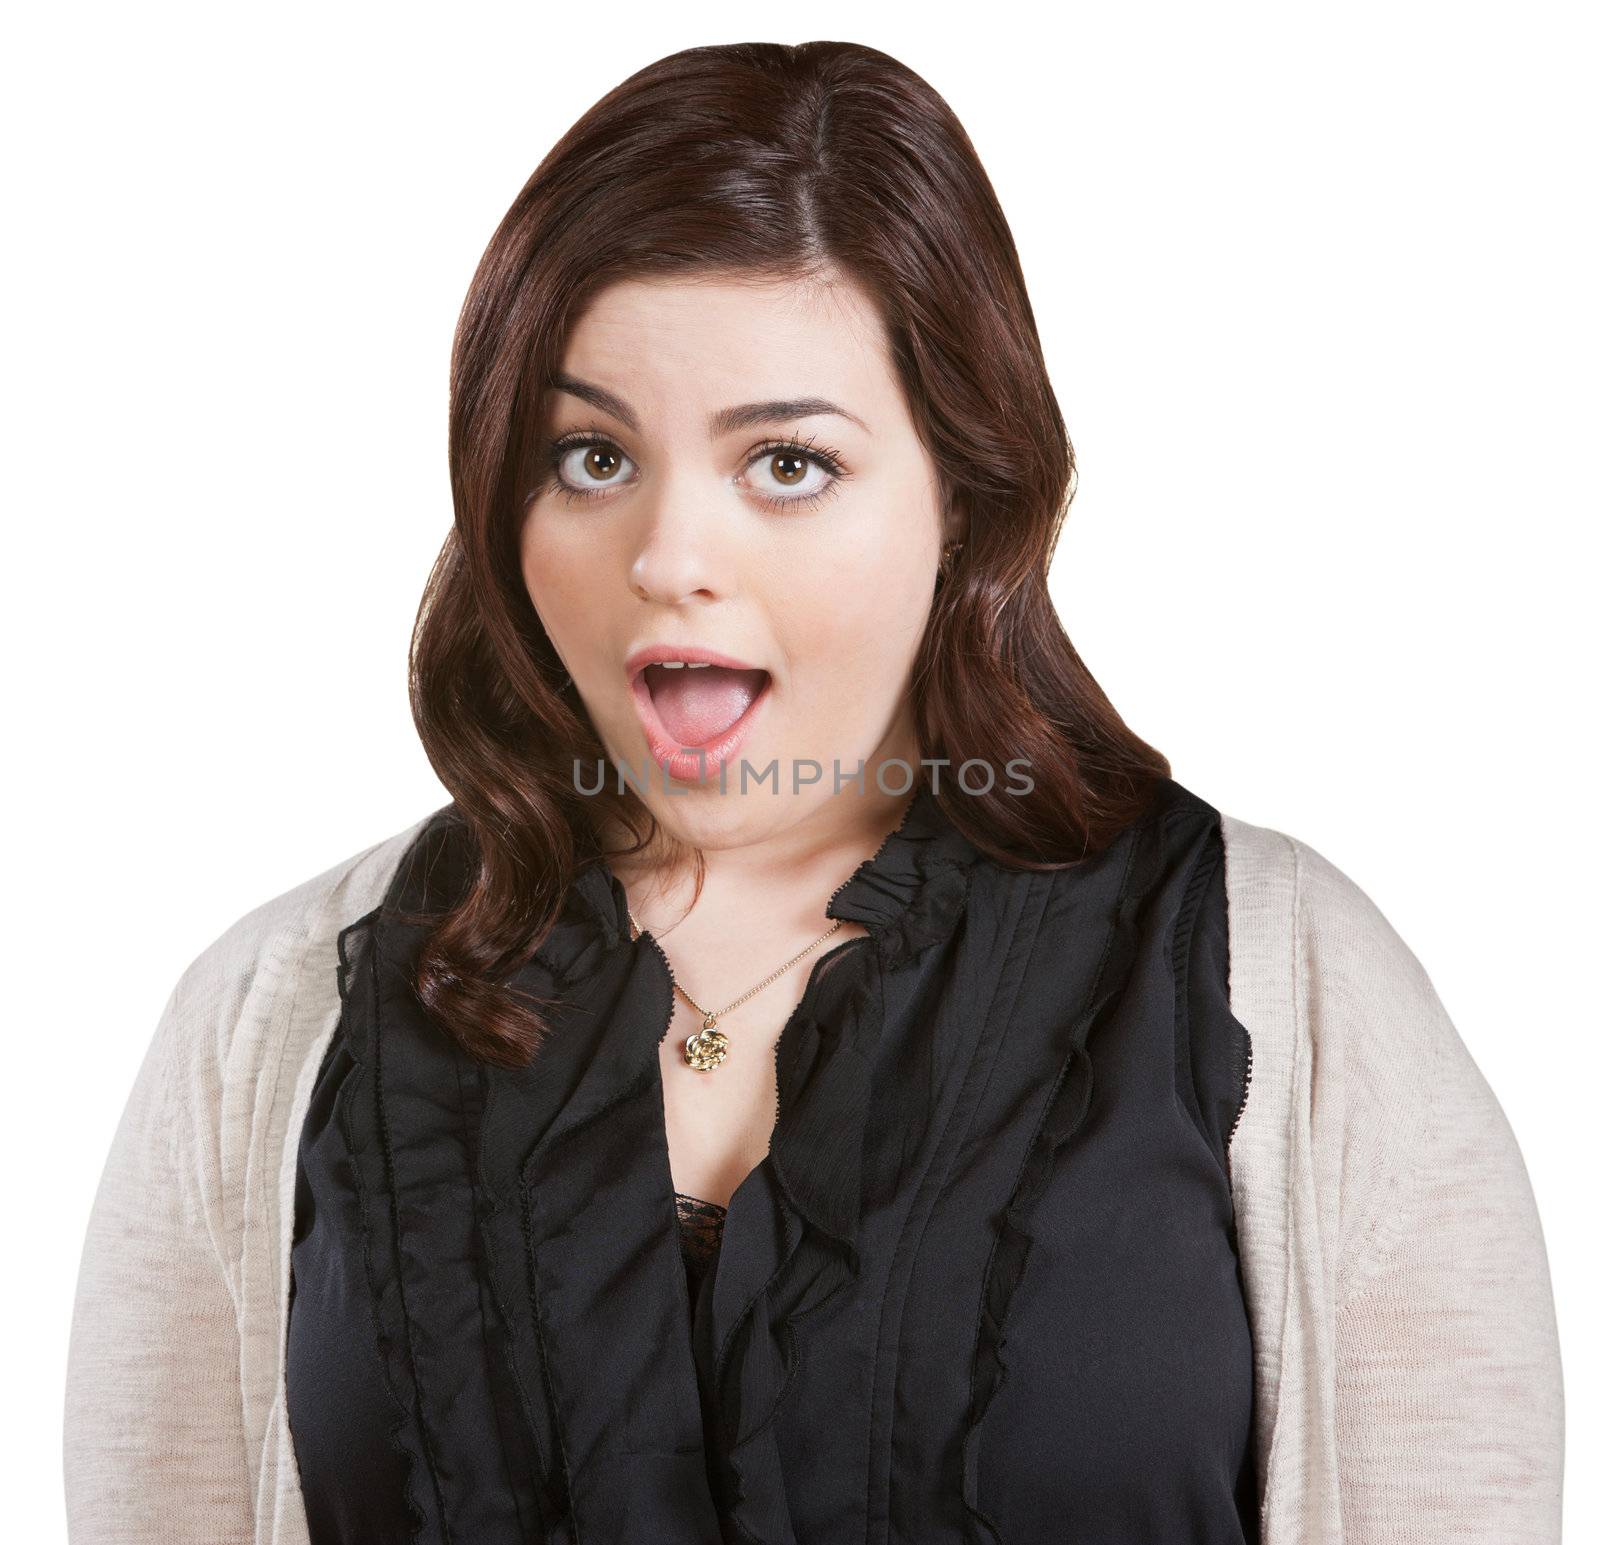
[
  {"xmin": 567, "ymin": 445, "xmax": 624, "ymax": 483},
  {"xmin": 743, "ymin": 438, "xmax": 847, "ymax": 508},
  {"xmin": 769, "ymin": 451, "xmax": 808, "ymax": 486},
  {"xmin": 546, "ymin": 436, "xmax": 637, "ymax": 502}
]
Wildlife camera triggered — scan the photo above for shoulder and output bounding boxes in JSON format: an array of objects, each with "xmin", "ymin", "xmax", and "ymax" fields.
[
  {"xmin": 167, "ymin": 810, "xmax": 442, "ymax": 1031},
  {"xmin": 151, "ymin": 808, "xmax": 445, "ymax": 1135},
  {"xmin": 1216, "ymin": 809, "xmax": 1455, "ymax": 1072},
  {"xmin": 1164, "ymin": 788, "xmax": 1448, "ymax": 1061},
  {"xmin": 82, "ymin": 807, "xmax": 448, "ymax": 1317},
  {"xmin": 1216, "ymin": 809, "xmax": 1513, "ymax": 1302}
]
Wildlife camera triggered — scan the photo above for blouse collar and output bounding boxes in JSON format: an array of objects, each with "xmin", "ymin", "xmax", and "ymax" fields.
[{"xmin": 543, "ymin": 777, "xmax": 984, "ymax": 979}]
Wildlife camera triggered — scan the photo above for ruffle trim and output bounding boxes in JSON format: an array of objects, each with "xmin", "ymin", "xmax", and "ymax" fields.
[
  {"xmin": 823, "ymin": 780, "xmax": 983, "ymax": 966},
  {"xmin": 557, "ymin": 780, "xmax": 983, "ymax": 976},
  {"xmin": 599, "ymin": 787, "xmax": 985, "ymax": 1538},
  {"xmin": 331, "ymin": 909, "xmax": 435, "ymax": 1541},
  {"xmin": 958, "ymin": 801, "xmax": 1170, "ymax": 1542},
  {"xmin": 333, "ymin": 868, "xmax": 562, "ymax": 1542},
  {"xmin": 405, "ymin": 782, "xmax": 984, "ymax": 997},
  {"xmin": 694, "ymin": 786, "xmax": 981, "ymax": 1537}
]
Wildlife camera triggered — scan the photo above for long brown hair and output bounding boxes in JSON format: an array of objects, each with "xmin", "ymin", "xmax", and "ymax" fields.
[{"xmin": 406, "ymin": 40, "xmax": 1169, "ymax": 1068}]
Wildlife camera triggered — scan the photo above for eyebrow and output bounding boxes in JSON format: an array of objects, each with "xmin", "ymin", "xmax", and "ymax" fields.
[{"xmin": 547, "ymin": 372, "xmax": 870, "ymax": 436}]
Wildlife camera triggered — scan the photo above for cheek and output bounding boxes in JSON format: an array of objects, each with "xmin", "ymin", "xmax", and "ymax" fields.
[
  {"xmin": 782, "ymin": 542, "xmax": 934, "ymax": 689},
  {"xmin": 521, "ymin": 515, "xmax": 601, "ymax": 665},
  {"xmin": 520, "ymin": 508, "xmax": 562, "ymax": 597}
]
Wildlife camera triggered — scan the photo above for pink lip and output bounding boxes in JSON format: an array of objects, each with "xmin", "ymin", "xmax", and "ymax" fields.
[{"xmin": 627, "ymin": 648, "xmax": 773, "ymax": 784}]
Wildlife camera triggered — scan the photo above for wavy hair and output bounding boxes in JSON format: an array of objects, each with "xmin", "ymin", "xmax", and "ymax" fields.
[{"xmin": 405, "ymin": 40, "xmax": 1170, "ymax": 1068}]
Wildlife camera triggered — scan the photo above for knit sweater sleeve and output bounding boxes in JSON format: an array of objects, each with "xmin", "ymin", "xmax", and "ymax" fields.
[
  {"xmin": 63, "ymin": 938, "xmax": 257, "ymax": 1543},
  {"xmin": 1291, "ymin": 837, "xmax": 1565, "ymax": 1541}
]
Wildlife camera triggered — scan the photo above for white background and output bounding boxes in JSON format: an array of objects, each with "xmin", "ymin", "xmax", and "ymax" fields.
[{"xmin": 8, "ymin": 3, "xmax": 1593, "ymax": 1537}]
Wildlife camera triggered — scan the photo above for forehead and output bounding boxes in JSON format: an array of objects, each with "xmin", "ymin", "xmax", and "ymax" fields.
[{"xmin": 549, "ymin": 273, "xmax": 896, "ymax": 421}]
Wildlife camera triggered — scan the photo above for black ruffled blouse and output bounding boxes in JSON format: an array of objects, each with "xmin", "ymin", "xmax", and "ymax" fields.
[{"xmin": 286, "ymin": 775, "xmax": 1259, "ymax": 1543}]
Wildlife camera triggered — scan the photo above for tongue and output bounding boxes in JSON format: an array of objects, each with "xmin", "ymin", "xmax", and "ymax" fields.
[{"xmin": 647, "ymin": 665, "xmax": 766, "ymax": 746}]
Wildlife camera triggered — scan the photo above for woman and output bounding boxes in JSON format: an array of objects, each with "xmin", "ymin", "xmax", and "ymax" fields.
[{"xmin": 63, "ymin": 39, "xmax": 1562, "ymax": 1545}]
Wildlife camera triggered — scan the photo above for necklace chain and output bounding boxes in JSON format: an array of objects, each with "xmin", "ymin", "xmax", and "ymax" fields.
[{"xmin": 627, "ymin": 905, "xmax": 845, "ymax": 1072}]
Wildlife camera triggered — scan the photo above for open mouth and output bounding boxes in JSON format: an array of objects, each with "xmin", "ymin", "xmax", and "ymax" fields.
[
  {"xmin": 639, "ymin": 662, "xmax": 768, "ymax": 745},
  {"xmin": 629, "ymin": 660, "xmax": 773, "ymax": 779}
]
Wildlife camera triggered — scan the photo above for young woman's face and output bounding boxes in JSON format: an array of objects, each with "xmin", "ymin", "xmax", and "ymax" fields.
[{"xmin": 520, "ymin": 271, "xmax": 957, "ymax": 838}]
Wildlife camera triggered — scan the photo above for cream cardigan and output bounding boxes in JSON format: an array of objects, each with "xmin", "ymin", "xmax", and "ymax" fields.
[{"xmin": 62, "ymin": 808, "xmax": 1565, "ymax": 1542}]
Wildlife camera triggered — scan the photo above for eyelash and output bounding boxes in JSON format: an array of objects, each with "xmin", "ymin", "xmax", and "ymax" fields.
[{"xmin": 538, "ymin": 426, "xmax": 851, "ymax": 513}]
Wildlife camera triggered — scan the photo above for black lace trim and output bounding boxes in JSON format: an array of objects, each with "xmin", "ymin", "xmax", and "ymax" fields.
[{"xmin": 674, "ymin": 1190, "xmax": 727, "ymax": 1278}]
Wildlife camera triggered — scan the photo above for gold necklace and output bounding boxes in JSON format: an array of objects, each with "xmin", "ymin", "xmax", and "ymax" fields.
[{"xmin": 627, "ymin": 905, "xmax": 845, "ymax": 1072}]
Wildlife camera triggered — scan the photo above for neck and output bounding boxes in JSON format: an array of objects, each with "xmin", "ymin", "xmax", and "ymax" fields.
[{"xmin": 599, "ymin": 776, "xmax": 921, "ymax": 935}]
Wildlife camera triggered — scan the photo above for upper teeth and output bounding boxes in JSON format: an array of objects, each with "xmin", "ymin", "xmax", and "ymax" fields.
[{"xmin": 656, "ymin": 661, "xmax": 712, "ymax": 668}]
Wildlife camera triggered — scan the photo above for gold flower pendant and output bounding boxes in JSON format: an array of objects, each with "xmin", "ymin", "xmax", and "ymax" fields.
[{"xmin": 684, "ymin": 1015, "xmax": 731, "ymax": 1072}]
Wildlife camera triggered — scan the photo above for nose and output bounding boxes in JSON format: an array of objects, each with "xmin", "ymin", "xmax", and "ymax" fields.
[{"xmin": 626, "ymin": 488, "xmax": 730, "ymax": 606}]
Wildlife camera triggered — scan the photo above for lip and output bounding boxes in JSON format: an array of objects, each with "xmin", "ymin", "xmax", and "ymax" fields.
[{"xmin": 627, "ymin": 648, "xmax": 773, "ymax": 784}]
